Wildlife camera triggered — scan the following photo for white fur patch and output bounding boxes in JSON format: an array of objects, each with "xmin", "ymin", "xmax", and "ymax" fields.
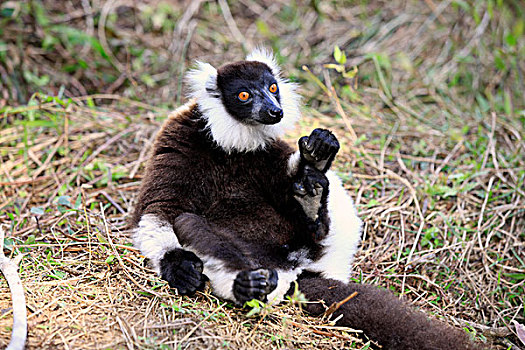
[
  {"xmin": 287, "ymin": 150, "xmax": 301, "ymax": 176},
  {"xmin": 307, "ymin": 171, "xmax": 362, "ymax": 282},
  {"xmin": 185, "ymin": 49, "xmax": 301, "ymax": 153},
  {"xmin": 287, "ymin": 248, "xmax": 311, "ymax": 265},
  {"xmin": 195, "ymin": 253, "xmax": 302, "ymax": 305},
  {"xmin": 197, "ymin": 255, "xmax": 237, "ymax": 301},
  {"xmin": 133, "ymin": 214, "xmax": 181, "ymax": 273},
  {"xmin": 266, "ymin": 268, "xmax": 303, "ymax": 305},
  {"xmin": 246, "ymin": 47, "xmax": 280, "ymax": 76}
]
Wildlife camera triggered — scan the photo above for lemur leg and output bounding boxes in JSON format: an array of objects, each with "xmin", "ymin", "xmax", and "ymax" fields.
[
  {"xmin": 291, "ymin": 129, "xmax": 361, "ymax": 281},
  {"xmin": 306, "ymin": 171, "xmax": 362, "ymax": 282},
  {"xmin": 173, "ymin": 213, "xmax": 278, "ymax": 305},
  {"xmin": 295, "ymin": 275, "xmax": 477, "ymax": 350},
  {"xmin": 135, "ymin": 213, "xmax": 279, "ymax": 303},
  {"xmin": 133, "ymin": 214, "xmax": 207, "ymax": 295}
]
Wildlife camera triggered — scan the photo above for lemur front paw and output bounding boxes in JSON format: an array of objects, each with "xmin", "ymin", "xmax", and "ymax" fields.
[
  {"xmin": 293, "ymin": 165, "xmax": 328, "ymax": 222},
  {"xmin": 299, "ymin": 128, "xmax": 340, "ymax": 172},
  {"xmin": 160, "ymin": 248, "xmax": 207, "ymax": 295},
  {"xmin": 293, "ymin": 165, "xmax": 329, "ymax": 199},
  {"xmin": 293, "ymin": 165, "xmax": 330, "ymax": 242},
  {"xmin": 233, "ymin": 268, "xmax": 278, "ymax": 305}
]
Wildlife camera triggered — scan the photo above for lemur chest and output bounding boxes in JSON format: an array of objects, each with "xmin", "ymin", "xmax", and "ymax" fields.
[{"xmin": 200, "ymin": 157, "xmax": 294, "ymax": 246}]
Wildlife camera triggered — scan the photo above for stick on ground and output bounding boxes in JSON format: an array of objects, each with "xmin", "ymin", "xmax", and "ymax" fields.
[{"xmin": 0, "ymin": 225, "xmax": 27, "ymax": 350}]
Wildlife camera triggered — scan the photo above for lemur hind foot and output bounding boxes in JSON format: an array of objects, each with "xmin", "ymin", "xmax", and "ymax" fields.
[
  {"xmin": 160, "ymin": 248, "xmax": 207, "ymax": 295},
  {"xmin": 233, "ymin": 268, "xmax": 278, "ymax": 305}
]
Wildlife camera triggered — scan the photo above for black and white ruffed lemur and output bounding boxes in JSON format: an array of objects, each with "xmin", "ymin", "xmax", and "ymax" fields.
[{"xmin": 131, "ymin": 49, "xmax": 477, "ymax": 350}]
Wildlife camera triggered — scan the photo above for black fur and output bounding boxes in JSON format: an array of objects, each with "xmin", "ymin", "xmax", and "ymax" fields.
[
  {"xmin": 299, "ymin": 128, "xmax": 339, "ymax": 172},
  {"xmin": 293, "ymin": 165, "xmax": 330, "ymax": 241},
  {"xmin": 294, "ymin": 274, "xmax": 478, "ymax": 350},
  {"xmin": 216, "ymin": 61, "xmax": 282, "ymax": 125},
  {"xmin": 132, "ymin": 104, "xmax": 323, "ymax": 271},
  {"xmin": 131, "ymin": 59, "xmax": 479, "ymax": 349},
  {"xmin": 293, "ymin": 128, "xmax": 338, "ymax": 241},
  {"xmin": 233, "ymin": 268, "xmax": 278, "ymax": 304},
  {"xmin": 160, "ymin": 248, "xmax": 207, "ymax": 295}
]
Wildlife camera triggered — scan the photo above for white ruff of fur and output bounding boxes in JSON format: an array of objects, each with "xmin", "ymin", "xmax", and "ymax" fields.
[
  {"xmin": 307, "ymin": 171, "xmax": 362, "ymax": 282},
  {"xmin": 186, "ymin": 50, "xmax": 301, "ymax": 153}
]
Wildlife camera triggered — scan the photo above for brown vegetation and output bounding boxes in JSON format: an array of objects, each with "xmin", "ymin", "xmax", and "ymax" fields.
[{"xmin": 1, "ymin": 0, "xmax": 523, "ymax": 349}]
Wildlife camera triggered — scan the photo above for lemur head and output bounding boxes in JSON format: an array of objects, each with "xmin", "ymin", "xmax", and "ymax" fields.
[
  {"xmin": 186, "ymin": 48, "xmax": 300, "ymax": 153},
  {"xmin": 216, "ymin": 61, "xmax": 283, "ymax": 125}
]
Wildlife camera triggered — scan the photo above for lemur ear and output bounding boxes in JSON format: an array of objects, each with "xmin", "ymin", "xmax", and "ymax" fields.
[
  {"xmin": 246, "ymin": 47, "xmax": 281, "ymax": 77},
  {"xmin": 186, "ymin": 62, "xmax": 219, "ymax": 99}
]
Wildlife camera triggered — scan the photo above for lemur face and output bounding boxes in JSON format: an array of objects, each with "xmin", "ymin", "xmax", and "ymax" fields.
[{"xmin": 216, "ymin": 61, "xmax": 283, "ymax": 125}]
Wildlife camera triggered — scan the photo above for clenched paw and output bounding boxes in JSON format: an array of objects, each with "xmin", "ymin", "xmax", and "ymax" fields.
[
  {"xmin": 293, "ymin": 165, "xmax": 330, "ymax": 241},
  {"xmin": 160, "ymin": 249, "xmax": 207, "ymax": 295},
  {"xmin": 233, "ymin": 268, "xmax": 278, "ymax": 305},
  {"xmin": 293, "ymin": 165, "xmax": 328, "ymax": 221},
  {"xmin": 299, "ymin": 128, "xmax": 340, "ymax": 172},
  {"xmin": 293, "ymin": 165, "xmax": 329, "ymax": 199}
]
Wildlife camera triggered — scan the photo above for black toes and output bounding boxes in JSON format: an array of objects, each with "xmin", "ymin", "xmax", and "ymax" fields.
[
  {"xmin": 160, "ymin": 249, "xmax": 207, "ymax": 295},
  {"xmin": 293, "ymin": 182, "xmax": 307, "ymax": 197},
  {"xmin": 233, "ymin": 268, "xmax": 278, "ymax": 304},
  {"xmin": 299, "ymin": 136, "xmax": 309, "ymax": 152},
  {"xmin": 294, "ymin": 165, "xmax": 328, "ymax": 198}
]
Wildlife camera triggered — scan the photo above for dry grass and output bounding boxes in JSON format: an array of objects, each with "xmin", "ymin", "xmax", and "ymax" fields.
[
  {"xmin": 0, "ymin": 98, "xmax": 369, "ymax": 349},
  {"xmin": 1, "ymin": 0, "xmax": 524, "ymax": 349}
]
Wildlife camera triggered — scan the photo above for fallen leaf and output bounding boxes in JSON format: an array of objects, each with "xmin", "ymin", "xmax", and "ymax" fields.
[{"xmin": 513, "ymin": 320, "xmax": 525, "ymax": 345}]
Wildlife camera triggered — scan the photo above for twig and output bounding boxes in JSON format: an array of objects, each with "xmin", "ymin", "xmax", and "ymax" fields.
[
  {"xmin": 80, "ymin": 126, "xmax": 137, "ymax": 167},
  {"xmin": 429, "ymin": 140, "xmax": 464, "ymax": 186},
  {"xmin": 177, "ymin": 302, "xmax": 226, "ymax": 346},
  {"xmin": 422, "ymin": 0, "xmax": 447, "ymax": 24},
  {"xmin": 70, "ymin": 94, "xmax": 166, "ymax": 112},
  {"xmin": 0, "ymin": 225, "xmax": 27, "ymax": 350},
  {"xmin": 477, "ymin": 176, "xmax": 495, "ymax": 274},
  {"xmin": 99, "ymin": 203, "xmax": 163, "ymax": 298},
  {"xmin": 286, "ymin": 320, "xmax": 357, "ymax": 341},
  {"xmin": 440, "ymin": 11, "xmax": 490, "ymax": 78},
  {"xmin": 218, "ymin": 0, "xmax": 250, "ymax": 51},
  {"xmin": 450, "ymin": 315, "xmax": 513, "ymax": 338},
  {"xmin": 302, "ymin": 65, "xmax": 358, "ymax": 142},
  {"xmin": 99, "ymin": 190, "xmax": 126, "ymax": 214},
  {"xmin": 98, "ymin": 0, "xmax": 126, "ymax": 72},
  {"xmin": 168, "ymin": 0, "xmax": 203, "ymax": 54},
  {"xmin": 80, "ymin": 0, "xmax": 95, "ymax": 57},
  {"xmin": 0, "ymin": 175, "xmax": 52, "ymax": 186},
  {"xmin": 323, "ymin": 291, "xmax": 358, "ymax": 319}
]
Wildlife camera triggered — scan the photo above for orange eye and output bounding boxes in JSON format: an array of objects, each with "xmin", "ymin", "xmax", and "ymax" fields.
[
  {"xmin": 269, "ymin": 83, "xmax": 278, "ymax": 93},
  {"xmin": 238, "ymin": 91, "xmax": 250, "ymax": 101}
]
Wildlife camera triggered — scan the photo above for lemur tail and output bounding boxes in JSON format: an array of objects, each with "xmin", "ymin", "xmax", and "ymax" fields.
[{"xmin": 296, "ymin": 276, "xmax": 480, "ymax": 350}]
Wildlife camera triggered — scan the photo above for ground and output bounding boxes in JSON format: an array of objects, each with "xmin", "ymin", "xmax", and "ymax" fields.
[{"xmin": 0, "ymin": 0, "xmax": 524, "ymax": 349}]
